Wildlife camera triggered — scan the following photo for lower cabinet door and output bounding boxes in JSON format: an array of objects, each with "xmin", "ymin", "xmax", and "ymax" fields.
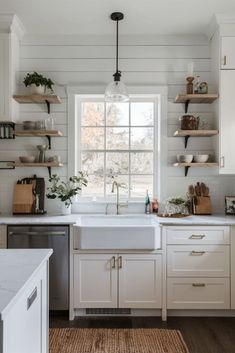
[
  {"xmin": 167, "ymin": 278, "xmax": 230, "ymax": 309},
  {"xmin": 118, "ymin": 254, "xmax": 162, "ymax": 308},
  {"xmin": 3, "ymin": 277, "xmax": 42, "ymax": 353},
  {"xmin": 73, "ymin": 254, "xmax": 118, "ymax": 308}
]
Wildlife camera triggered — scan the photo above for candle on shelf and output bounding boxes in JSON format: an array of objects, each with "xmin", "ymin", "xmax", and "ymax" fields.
[
  {"xmin": 186, "ymin": 62, "xmax": 195, "ymax": 94},
  {"xmin": 187, "ymin": 62, "xmax": 194, "ymax": 77}
]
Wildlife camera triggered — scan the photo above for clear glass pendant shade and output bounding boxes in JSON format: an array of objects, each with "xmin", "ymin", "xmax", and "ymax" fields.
[{"xmin": 105, "ymin": 80, "xmax": 129, "ymax": 102}]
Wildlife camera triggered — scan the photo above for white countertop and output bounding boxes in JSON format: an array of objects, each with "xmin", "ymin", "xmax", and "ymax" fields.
[
  {"xmin": 0, "ymin": 249, "xmax": 52, "ymax": 320},
  {"xmin": 1, "ymin": 213, "xmax": 235, "ymax": 225}
]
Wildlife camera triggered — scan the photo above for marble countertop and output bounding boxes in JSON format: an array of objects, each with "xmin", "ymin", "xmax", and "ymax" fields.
[
  {"xmin": 1, "ymin": 213, "xmax": 235, "ymax": 226},
  {"xmin": 0, "ymin": 249, "xmax": 52, "ymax": 320}
]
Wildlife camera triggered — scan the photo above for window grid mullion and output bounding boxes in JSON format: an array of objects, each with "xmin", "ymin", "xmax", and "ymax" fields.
[
  {"xmin": 104, "ymin": 102, "xmax": 107, "ymax": 198},
  {"xmin": 129, "ymin": 101, "xmax": 131, "ymax": 199}
]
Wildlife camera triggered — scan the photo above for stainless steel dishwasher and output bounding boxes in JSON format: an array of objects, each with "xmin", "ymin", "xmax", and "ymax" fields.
[{"xmin": 7, "ymin": 225, "xmax": 69, "ymax": 311}]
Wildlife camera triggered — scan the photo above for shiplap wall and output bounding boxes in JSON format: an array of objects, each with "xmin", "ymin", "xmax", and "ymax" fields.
[{"xmin": 0, "ymin": 34, "xmax": 233, "ymax": 213}]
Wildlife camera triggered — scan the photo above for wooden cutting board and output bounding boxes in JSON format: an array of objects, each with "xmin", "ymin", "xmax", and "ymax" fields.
[{"xmin": 13, "ymin": 184, "xmax": 34, "ymax": 214}]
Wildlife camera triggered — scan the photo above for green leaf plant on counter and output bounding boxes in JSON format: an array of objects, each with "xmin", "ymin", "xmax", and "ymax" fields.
[{"xmin": 46, "ymin": 172, "xmax": 88, "ymax": 208}]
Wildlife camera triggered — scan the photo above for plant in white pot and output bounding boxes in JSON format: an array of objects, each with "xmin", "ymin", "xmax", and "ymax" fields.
[
  {"xmin": 23, "ymin": 71, "xmax": 54, "ymax": 95},
  {"xmin": 46, "ymin": 172, "xmax": 88, "ymax": 215}
]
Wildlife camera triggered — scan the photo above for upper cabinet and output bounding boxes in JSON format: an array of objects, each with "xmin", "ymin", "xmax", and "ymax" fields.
[
  {"xmin": 210, "ymin": 17, "xmax": 235, "ymax": 175},
  {"xmin": 221, "ymin": 37, "xmax": 235, "ymax": 69},
  {"xmin": 0, "ymin": 15, "xmax": 24, "ymax": 122},
  {"xmin": 219, "ymin": 70, "xmax": 235, "ymax": 173}
]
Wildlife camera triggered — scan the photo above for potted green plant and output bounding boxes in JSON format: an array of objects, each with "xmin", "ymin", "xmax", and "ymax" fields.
[
  {"xmin": 165, "ymin": 196, "xmax": 190, "ymax": 215},
  {"xmin": 46, "ymin": 172, "xmax": 88, "ymax": 215},
  {"xmin": 23, "ymin": 71, "xmax": 54, "ymax": 95}
]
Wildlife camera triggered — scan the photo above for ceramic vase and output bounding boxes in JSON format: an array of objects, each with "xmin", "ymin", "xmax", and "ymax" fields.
[
  {"xmin": 29, "ymin": 84, "xmax": 45, "ymax": 95},
  {"xmin": 61, "ymin": 203, "xmax": 71, "ymax": 215}
]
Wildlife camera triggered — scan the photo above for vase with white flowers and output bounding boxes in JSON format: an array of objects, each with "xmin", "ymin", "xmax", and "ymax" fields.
[{"xmin": 46, "ymin": 172, "xmax": 88, "ymax": 215}]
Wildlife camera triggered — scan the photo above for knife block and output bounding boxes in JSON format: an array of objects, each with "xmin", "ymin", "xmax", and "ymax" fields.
[
  {"xmin": 193, "ymin": 196, "xmax": 212, "ymax": 215},
  {"xmin": 13, "ymin": 176, "xmax": 46, "ymax": 214}
]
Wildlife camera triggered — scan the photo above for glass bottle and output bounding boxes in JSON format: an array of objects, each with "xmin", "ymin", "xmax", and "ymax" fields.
[
  {"xmin": 194, "ymin": 75, "xmax": 200, "ymax": 93},
  {"xmin": 145, "ymin": 190, "xmax": 151, "ymax": 214}
]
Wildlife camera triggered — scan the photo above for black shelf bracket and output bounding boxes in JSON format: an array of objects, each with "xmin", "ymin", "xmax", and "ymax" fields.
[
  {"xmin": 185, "ymin": 135, "xmax": 190, "ymax": 148},
  {"xmin": 45, "ymin": 100, "xmax": 50, "ymax": 114},
  {"xmin": 47, "ymin": 166, "xmax": 52, "ymax": 178},
  {"xmin": 46, "ymin": 135, "xmax": 51, "ymax": 149},
  {"xmin": 185, "ymin": 99, "xmax": 190, "ymax": 113},
  {"xmin": 185, "ymin": 166, "xmax": 190, "ymax": 177}
]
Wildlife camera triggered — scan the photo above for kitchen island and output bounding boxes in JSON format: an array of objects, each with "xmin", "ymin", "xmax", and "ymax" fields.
[{"xmin": 0, "ymin": 249, "xmax": 52, "ymax": 353}]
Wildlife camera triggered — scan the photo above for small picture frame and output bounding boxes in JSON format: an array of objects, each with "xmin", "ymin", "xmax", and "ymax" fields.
[{"xmin": 225, "ymin": 196, "xmax": 235, "ymax": 215}]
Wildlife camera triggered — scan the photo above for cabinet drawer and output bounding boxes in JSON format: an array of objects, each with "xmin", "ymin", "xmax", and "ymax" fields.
[
  {"xmin": 166, "ymin": 226, "xmax": 230, "ymax": 245},
  {"xmin": 167, "ymin": 245, "xmax": 230, "ymax": 277},
  {"xmin": 167, "ymin": 278, "xmax": 230, "ymax": 309}
]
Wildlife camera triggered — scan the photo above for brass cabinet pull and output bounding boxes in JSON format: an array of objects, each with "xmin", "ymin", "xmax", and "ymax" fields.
[
  {"xmin": 191, "ymin": 251, "xmax": 205, "ymax": 256},
  {"xmin": 118, "ymin": 256, "xmax": 122, "ymax": 269},
  {"xmin": 220, "ymin": 156, "xmax": 225, "ymax": 168},
  {"xmin": 189, "ymin": 234, "xmax": 205, "ymax": 240},
  {"xmin": 111, "ymin": 256, "xmax": 116, "ymax": 269},
  {"xmin": 192, "ymin": 283, "xmax": 206, "ymax": 287},
  {"xmin": 223, "ymin": 55, "xmax": 227, "ymax": 66}
]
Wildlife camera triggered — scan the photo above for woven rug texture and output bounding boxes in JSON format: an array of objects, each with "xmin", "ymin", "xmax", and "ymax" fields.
[{"xmin": 49, "ymin": 328, "xmax": 189, "ymax": 353}]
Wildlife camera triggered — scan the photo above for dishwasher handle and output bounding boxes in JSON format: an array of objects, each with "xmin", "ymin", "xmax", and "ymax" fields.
[{"xmin": 8, "ymin": 231, "xmax": 67, "ymax": 236}]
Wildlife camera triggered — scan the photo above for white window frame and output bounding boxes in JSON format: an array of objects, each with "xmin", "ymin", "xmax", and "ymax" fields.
[{"xmin": 67, "ymin": 85, "xmax": 168, "ymax": 202}]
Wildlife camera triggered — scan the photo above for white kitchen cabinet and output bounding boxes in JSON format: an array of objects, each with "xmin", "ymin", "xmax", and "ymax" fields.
[
  {"xmin": 167, "ymin": 245, "xmax": 230, "ymax": 277},
  {"xmin": 4, "ymin": 277, "xmax": 42, "ymax": 353},
  {"xmin": 166, "ymin": 226, "xmax": 230, "ymax": 245},
  {"xmin": 73, "ymin": 253, "xmax": 162, "ymax": 309},
  {"xmin": 0, "ymin": 225, "xmax": 7, "ymax": 248},
  {"xmin": 73, "ymin": 254, "xmax": 118, "ymax": 308},
  {"xmin": 167, "ymin": 277, "xmax": 230, "ymax": 309},
  {"xmin": 119, "ymin": 254, "xmax": 162, "ymax": 308},
  {"xmin": 221, "ymin": 37, "xmax": 235, "ymax": 69},
  {"xmin": 165, "ymin": 226, "xmax": 231, "ymax": 311},
  {"xmin": 219, "ymin": 70, "xmax": 235, "ymax": 174},
  {"xmin": 1, "ymin": 260, "xmax": 49, "ymax": 353}
]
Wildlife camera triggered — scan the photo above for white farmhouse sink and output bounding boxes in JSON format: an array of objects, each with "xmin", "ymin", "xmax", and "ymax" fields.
[{"xmin": 73, "ymin": 215, "xmax": 161, "ymax": 250}]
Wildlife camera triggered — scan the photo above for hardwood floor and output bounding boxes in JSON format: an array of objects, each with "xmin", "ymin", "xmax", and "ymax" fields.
[{"xmin": 50, "ymin": 313, "xmax": 235, "ymax": 353}]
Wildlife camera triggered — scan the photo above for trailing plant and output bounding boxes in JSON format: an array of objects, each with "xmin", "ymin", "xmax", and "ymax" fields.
[
  {"xmin": 46, "ymin": 172, "xmax": 88, "ymax": 207},
  {"xmin": 23, "ymin": 71, "xmax": 54, "ymax": 91}
]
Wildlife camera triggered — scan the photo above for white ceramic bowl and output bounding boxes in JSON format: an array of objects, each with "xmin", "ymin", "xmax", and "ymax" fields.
[
  {"xmin": 193, "ymin": 155, "xmax": 209, "ymax": 163},
  {"xmin": 177, "ymin": 154, "xmax": 193, "ymax": 163},
  {"xmin": 19, "ymin": 156, "xmax": 36, "ymax": 163}
]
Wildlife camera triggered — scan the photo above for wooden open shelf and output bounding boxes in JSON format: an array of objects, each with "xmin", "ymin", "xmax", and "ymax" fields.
[
  {"xmin": 13, "ymin": 94, "xmax": 61, "ymax": 114},
  {"xmin": 174, "ymin": 93, "xmax": 219, "ymax": 114},
  {"xmin": 174, "ymin": 94, "xmax": 219, "ymax": 104},
  {"xmin": 14, "ymin": 130, "xmax": 63, "ymax": 137},
  {"xmin": 14, "ymin": 130, "xmax": 63, "ymax": 149},
  {"xmin": 174, "ymin": 129, "xmax": 218, "ymax": 137},
  {"xmin": 13, "ymin": 95, "xmax": 61, "ymax": 104},
  {"xmin": 8, "ymin": 162, "xmax": 63, "ymax": 178},
  {"xmin": 174, "ymin": 129, "xmax": 219, "ymax": 148},
  {"xmin": 173, "ymin": 162, "xmax": 219, "ymax": 177},
  {"xmin": 12, "ymin": 162, "xmax": 63, "ymax": 168}
]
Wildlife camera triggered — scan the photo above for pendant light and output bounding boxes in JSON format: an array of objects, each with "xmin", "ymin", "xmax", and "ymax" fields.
[{"xmin": 105, "ymin": 12, "xmax": 129, "ymax": 102}]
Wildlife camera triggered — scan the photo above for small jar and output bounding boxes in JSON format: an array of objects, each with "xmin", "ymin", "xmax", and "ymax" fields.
[
  {"xmin": 179, "ymin": 115, "xmax": 200, "ymax": 130},
  {"xmin": 151, "ymin": 198, "xmax": 159, "ymax": 213}
]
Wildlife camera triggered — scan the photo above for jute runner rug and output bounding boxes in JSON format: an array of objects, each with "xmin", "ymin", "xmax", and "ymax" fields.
[{"xmin": 50, "ymin": 328, "xmax": 189, "ymax": 353}]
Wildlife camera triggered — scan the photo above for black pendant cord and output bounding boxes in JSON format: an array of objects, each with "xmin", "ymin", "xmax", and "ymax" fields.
[
  {"xmin": 111, "ymin": 12, "xmax": 123, "ymax": 82},
  {"xmin": 116, "ymin": 19, "xmax": 119, "ymax": 73}
]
